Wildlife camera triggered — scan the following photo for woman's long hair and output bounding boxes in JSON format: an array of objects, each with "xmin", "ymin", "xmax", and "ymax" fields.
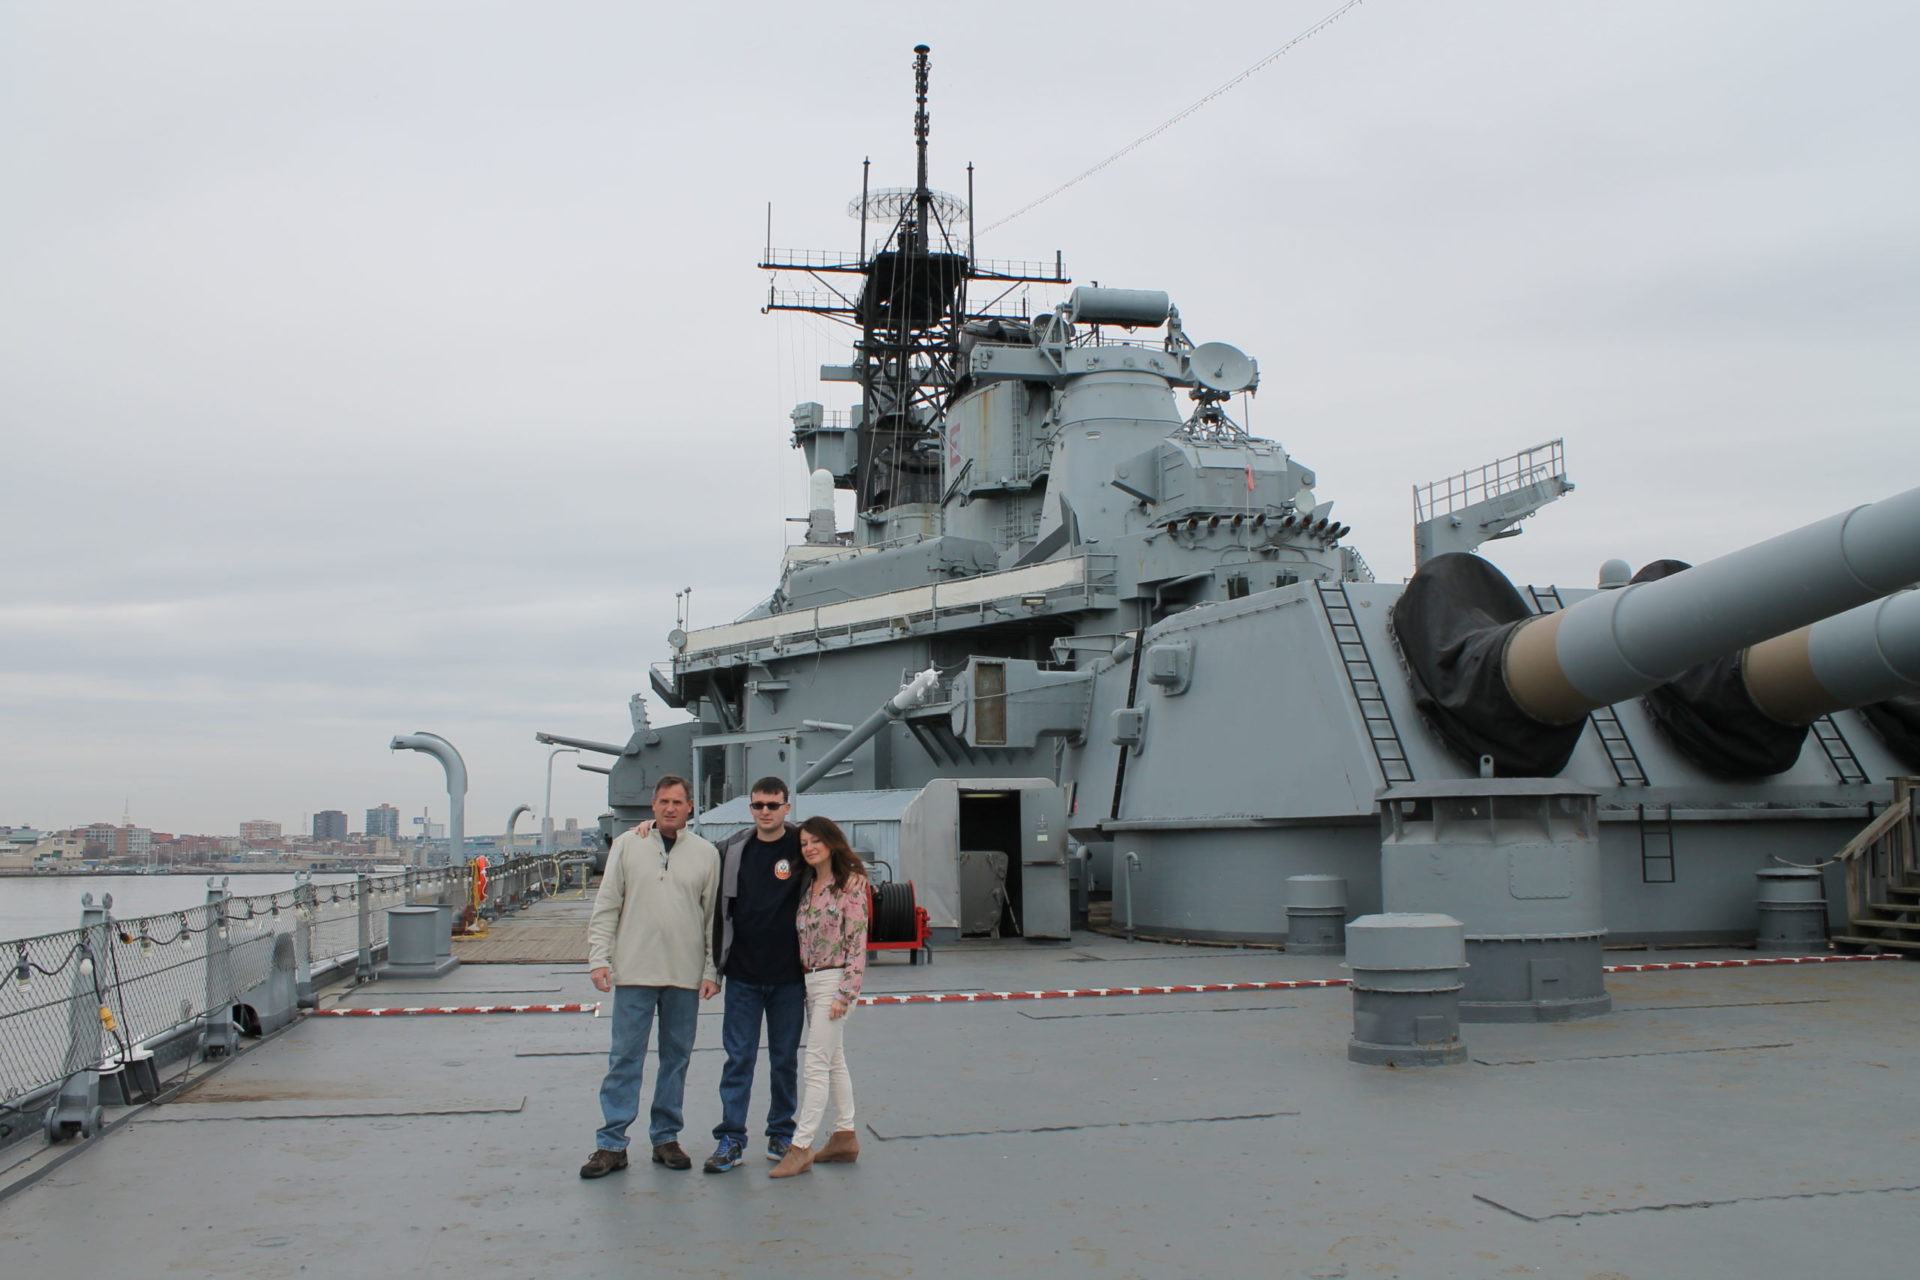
[{"xmin": 798, "ymin": 815, "xmax": 865, "ymax": 892}]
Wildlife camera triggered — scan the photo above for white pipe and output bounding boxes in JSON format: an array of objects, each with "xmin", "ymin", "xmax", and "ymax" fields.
[{"xmin": 390, "ymin": 732, "xmax": 467, "ymax": 866}]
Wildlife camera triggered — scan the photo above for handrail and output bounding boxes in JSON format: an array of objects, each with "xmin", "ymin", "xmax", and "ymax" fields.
[
  {"xmin": 1, "ymin": 856, "xmax": 564, "ymax": 1140},
  {"xmin": 1833, "ymin": 798, "xmax": 1910, "ymax": 866},
  {"xmin": 1834, "ymin": 779, "xmax": 1918, "ymax": 925}
]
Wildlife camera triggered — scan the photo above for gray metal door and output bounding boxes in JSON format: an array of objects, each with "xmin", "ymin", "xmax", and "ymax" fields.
[{"xmin": 1019, "ymin": 788, "xmax": 1071, "ymax": 939}]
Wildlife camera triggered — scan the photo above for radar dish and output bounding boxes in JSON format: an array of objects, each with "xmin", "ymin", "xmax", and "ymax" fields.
[
  {"xmin": 847, "ymin": 187, "xmax": 970, "ymax": 224},
  {"xmin": 667, "ymin": 628, "xmax": 688, "ymax": 650},
  {"xmin": 1190, "ymin": 342, "xmax": 1258, "ymax": 394}
]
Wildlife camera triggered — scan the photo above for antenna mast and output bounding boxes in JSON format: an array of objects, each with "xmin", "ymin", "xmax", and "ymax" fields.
[
  {"xmin": 912, "ymin": 44, "xmax": 932, "ymax": 251},
  {"xmin": 757, "ymin": 45, "xmax": 1069, "ymax": 528}
]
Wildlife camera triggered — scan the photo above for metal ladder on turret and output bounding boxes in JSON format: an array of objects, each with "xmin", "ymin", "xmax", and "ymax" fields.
[
  {"xmin": 1316, "ymin": 580, "xmax": 1414, "ymax": 785},
  {"xmin": 1527, "ymin": 586, "xmax": 1648, "ymax": 787},
  {"xmin": 1809, "ymin": 715, "xmax": 1869, "ymax": 784}
]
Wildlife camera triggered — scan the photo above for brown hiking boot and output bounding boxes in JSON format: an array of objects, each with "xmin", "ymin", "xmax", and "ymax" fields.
[
  {"xmin": 651, "ymin": 1141, "xmax": 692, "ymax": 1170},
  {"xmin": 814, "ymin": 1130, "xmax": 860, "ymax": 1163},
  {"xmin": 579, "ymin": 1148, "xmax": 628, "ymax": 1179},
  {"xmin": 768, "ymin": 1144, "xmax": 814, "ymax": 1178}
]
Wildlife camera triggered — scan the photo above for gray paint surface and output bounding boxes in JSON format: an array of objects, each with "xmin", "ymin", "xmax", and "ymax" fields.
[{"xmin": 6, "ymin": 917, "xmax": 1917, "ymax": 1276}]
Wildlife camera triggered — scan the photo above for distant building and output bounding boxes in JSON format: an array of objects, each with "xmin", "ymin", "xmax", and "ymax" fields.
[
  {"xmin": 312, "ymin": 810, "xmax": 348, "ymax": 841},
  {"xmin": 240, "ymin": 820, "xmax": 281, "ymax": 843},
  {"xmin": 28, "ymin": 833, "xmax": 84, "ymax": 862},
  {"xmin": 365, "ymin": 804, "xmax": 401, "ymax": 840},
  {"xmin": 76, "ymin": 823, "xmax": 151, "ymax": 861}
]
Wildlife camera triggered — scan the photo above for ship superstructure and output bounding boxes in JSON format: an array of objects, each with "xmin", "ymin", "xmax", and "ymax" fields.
[{"xmin": 540, "ymin": 46, "xmax": 1920, "ymax": 956}]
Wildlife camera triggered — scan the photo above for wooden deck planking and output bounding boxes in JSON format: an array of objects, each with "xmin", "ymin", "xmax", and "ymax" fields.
[{"xmin": 451, "ymin": 894, "xmax": 594, "ymax": 964}]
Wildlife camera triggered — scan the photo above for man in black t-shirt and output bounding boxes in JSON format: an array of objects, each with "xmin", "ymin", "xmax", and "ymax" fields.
[{"xmin": 701, "ymin": 776, "xmax": 806, "ymax": 1173}]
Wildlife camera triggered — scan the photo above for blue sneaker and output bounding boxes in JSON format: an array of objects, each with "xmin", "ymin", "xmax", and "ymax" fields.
[
  {"xmin": 766, "ymin": 1136, "xmax": 793, "ymax": 1162},
  {"xmin": 703, "ymin": 1137, "xmax": 745, "ymax": 1174}
]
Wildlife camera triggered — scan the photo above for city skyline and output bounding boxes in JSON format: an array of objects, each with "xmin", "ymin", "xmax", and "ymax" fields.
[{"xmin": 3, "ymin": 811, "xmax": 595, "ymax": 842}]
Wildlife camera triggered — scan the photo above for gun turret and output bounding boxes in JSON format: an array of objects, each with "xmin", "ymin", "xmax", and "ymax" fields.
[{"xmin": 1395, "ymin": 484, "xmax": 1920, "ymax": 776}]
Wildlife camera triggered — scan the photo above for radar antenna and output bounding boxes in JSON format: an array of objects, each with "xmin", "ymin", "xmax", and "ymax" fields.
[
  {"xmin": 759, "ymin": 46, "xmax": 1069, "ymax": 523},
  {"xmin": 1177, "ymin": 340, "xmax": 1260, "ymax": 442}
]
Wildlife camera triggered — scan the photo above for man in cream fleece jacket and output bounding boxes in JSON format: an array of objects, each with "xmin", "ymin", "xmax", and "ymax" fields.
[{"xmin": 579, "ymin": 776, "xmax": 721, "ymax": 1178}]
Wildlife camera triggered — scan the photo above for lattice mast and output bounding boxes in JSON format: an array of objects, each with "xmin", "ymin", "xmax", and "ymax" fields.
[{"xmin": 761, "ymin": 44, "xmax": 1066, "ymax": 520}]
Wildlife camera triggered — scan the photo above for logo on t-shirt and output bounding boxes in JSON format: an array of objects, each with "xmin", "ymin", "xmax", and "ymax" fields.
[{"xmin": 774, "ymin": 858, "xmax": 793, "ymax": 880}]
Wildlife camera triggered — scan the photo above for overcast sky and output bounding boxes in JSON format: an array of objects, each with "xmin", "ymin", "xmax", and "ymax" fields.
[{"xmin": 4, "ymin": 1, "xmax": 1916, "ymax": 837}]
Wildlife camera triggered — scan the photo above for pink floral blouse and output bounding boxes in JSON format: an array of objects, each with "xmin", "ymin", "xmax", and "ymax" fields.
[{"xmin": 796, "ymin": 874, "xmax": 869, "ymax": 1006}]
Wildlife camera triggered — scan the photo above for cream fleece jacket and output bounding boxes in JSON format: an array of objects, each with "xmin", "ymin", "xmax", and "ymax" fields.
[{"xmin": 586, "ymin": 829, "xmax": 721, "ymax": 989}]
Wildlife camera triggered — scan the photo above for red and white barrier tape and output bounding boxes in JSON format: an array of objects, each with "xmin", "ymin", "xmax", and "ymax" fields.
[
  {"xmin": 310, "ymin": 955, "xmax": 1903, "ymax": 1016},
  {"xmin": 852, "ymin": 952, "xmax": 1904, "ymax": 1007},
  {"xmin": 1601, "ymin": 953, "xmax": 1901, "ymax": 973},
  {"xmin": 318, "ymin": 1003, "xmax": 600, "ymax": 1016},
  {"xmin": 859, "ymin": 979, "xmax": 1349, "ymax": 1005}
]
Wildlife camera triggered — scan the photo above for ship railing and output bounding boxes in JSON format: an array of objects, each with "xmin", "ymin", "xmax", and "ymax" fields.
[
  {"xmin": 1413, "ymin": 439, "xmax": 1567, "ymax": 523},
  {"xmin": 795, "ymin": 408, "xmax": 852, "ymax": 431},
  {"xmin": 766, "ymin": 288, "xmax": 857, "ymax": 315},
  {"xmin": 1834, "ymin": 777, "xmax": 1920, "ymax": 927},
  {"xmin": 760, "ymin": 246, "xmax": 1067, "ymax": 282},
  {"xmin": 0, "ymin": 857, "xmax": 562, "ymax": 1148},
  {"xmin": 472, "ymin": 850, "xmax": 575, "ymax": 920},
  {"xmin": 971, "ymin": 255, "xmax": 1069, "ymax": 282},
  {"xmin": 676, "ymin": 570, "xmax": 1118, "ymax": 670},
  {"xmin": 760, "ymin": 247, "xmax": 865, "ymax": 271},
  {"xmin": 1079, "ymin": 334, "xmax": 1169, "ymax": 351}
]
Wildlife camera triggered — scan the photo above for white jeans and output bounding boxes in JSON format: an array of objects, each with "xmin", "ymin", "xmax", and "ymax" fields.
[{"xmin": 792, "ymin": 967, "xmax": 856, "ymax": 1148}]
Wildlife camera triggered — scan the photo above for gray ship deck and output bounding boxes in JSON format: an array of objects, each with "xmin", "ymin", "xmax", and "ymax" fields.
[{"xmin": 4, "ymin": 893, "xmax": 1917, "ymax": 1278}]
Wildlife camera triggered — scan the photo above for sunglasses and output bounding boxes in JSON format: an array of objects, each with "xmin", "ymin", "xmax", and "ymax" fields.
[{"xmin": 749, "ymin": 801, "xmax": 787, "ymax": 811}]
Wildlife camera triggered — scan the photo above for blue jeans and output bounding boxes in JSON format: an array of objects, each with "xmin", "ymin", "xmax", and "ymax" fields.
[
  {"xmin": 713, "ymin": 978, "xmax": 804, "ymax": 1145},
  {"xmin": 595, "ymin": 984, "xmax": 699, "ymax": 1151}
]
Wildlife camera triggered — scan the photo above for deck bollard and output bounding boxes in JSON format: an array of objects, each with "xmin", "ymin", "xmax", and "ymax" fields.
[
  {"xmin": 1345, "ymin": 913, "xmax": 1469, "ymax": 1067},
  {"xmin": 1755, "ymin": 868, "xmax": 1827, "ymax": 954},
  {"xmin": 384, "ymin": 906, "xmax": 458, "ymax": 979},
  {"xmin": 1285, "ymin": 875, "xmax": 1348, "ymax": 955}
]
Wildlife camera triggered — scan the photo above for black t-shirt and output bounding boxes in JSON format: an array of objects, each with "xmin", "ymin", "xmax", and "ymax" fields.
[{"xmin": 725, "ymin": 830, "xmax": 804, "ymax": 984}]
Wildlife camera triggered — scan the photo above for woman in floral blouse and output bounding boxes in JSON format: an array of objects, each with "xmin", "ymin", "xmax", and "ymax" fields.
[{"xmin": 769, "ymin": 815, "xmax": 869, "ymax": 1178}]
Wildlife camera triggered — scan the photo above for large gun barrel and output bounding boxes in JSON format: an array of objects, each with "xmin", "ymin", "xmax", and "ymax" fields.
[
  {"xmin": 1744, "ymin": 589, "xmax": 1920, "ymax": 725},
  {"xmin": 794, "ymin": 668, "xmax": 940, "ymax": 794},
  {"xmin": 1505, "ymin": 485, "xmax": 1920, "ymax": 724},
  {"xmin": 533, "ymin": 731, "xmax": 626, "ymax": 757},
  {"xmin": 1394, "ymin": 484, "xmax": 1920, "ymax": 777}
]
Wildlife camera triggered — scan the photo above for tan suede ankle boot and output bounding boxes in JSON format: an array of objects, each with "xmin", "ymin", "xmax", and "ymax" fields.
[
  {"xmin": 814, "ymin": 1130, "xmax": 860, "ymax": 1163},
  {"xmin": 768, "ymin": 1144, "xmax": 814, "ymax": 1178}
]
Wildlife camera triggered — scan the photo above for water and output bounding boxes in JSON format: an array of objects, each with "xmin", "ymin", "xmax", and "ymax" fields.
[{"xmin": 0, "ymin": 874, "xmax": 363, "ymax": 942}]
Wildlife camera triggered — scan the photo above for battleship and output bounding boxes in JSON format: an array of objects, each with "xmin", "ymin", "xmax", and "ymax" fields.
[
  {"xmin": 531, "ymin": 47, "xmax": 1920, "ymax": 969},
  {"xmin": 5, "ymin": 42, "xmax": 1920, "ymax": 1280}
]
